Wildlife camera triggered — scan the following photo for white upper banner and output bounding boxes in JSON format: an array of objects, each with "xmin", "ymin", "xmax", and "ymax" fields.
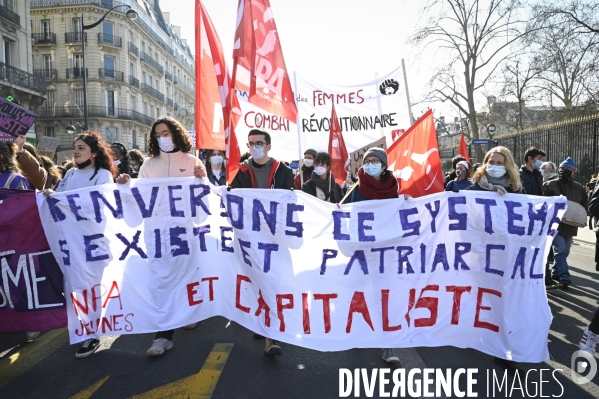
[
  {"xmin": 234, "ymin": 66, "xmax": 412, "ymax": 161},
  {"xmin": 37, "ymin": 179, "xmax": 566, "ymax": 362}
]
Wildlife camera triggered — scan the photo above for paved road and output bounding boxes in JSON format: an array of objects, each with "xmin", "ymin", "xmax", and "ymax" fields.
[{"xmin": 1, "ymin": 241, "xmax": 599, "ymax": 399}]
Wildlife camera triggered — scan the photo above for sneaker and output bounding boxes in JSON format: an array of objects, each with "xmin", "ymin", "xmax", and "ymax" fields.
[
  {"xmin": 146, "ymin": 338, "xmax": 173, "ymax": 356},
  {"xmin": 580, "ymin": 326, "xmax": 599, "ymax": 356},
  {"xmin": 494, "ymin": 357, "xmax": 522, "ymax": 376},
  {"xmin": 183, "ymin": 322, "xmax": 198, "ymax": 330},
  {"xmin": 264, "ymin": 338, "xmax": 282, "ymax": 356},
  {"xmin": 382, "ymin": 348, "xmax": 399, "ymax": 363},
  {"xmin": 75, "ymin": 338, "xmax": 100, "ymax": 359},
  {"xmin": 26, "ymin": 331, "xmax": 40, "ymax": 342}
]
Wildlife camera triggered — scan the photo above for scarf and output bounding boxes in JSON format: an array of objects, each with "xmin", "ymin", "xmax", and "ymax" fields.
[
  {"xmin": 543, "ymin": 172, "xmax": 557, "ymax": 182},
  {"xmin": 477, "ymin": 174, "xmax": 511, "ymax": 195},
  {"xmin": 311, "ymin": 172, "xmax": 335, "ymax": 201},
  {"xmin": 357, "ymin": 168, "xmax": 399, "ymax": 199}
]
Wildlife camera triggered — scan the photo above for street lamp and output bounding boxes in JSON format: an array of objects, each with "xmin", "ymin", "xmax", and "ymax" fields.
[
  {"xmin": 80, "ymin": 5, "xmax": 138, "ymax": 130},
  {"xmin": 66, "ymin": 121, "xmax": 76, "ymax": 135}
]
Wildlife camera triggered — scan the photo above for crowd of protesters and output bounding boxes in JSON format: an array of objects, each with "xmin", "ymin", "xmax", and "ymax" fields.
[{"xmin": 3, "ymin": 117, "xmax": 599, "ymax": 375}]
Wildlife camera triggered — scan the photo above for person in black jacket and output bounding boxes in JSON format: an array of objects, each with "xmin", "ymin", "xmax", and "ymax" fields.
[
  {"xmin": 111, "ymin": 142, "xmax": 133, "ymax": 178},
  {"xmin": 205, "ymin": 149, "xmax": 227, "ymax": 186},
  {"xmin": 230, "ymin": 129, "xmax": 294, "ymax": 190},
  {"xmin": 519, "ymin": 147, "xmax": 545, "ymax": 195},
  {"xmin": 301, "ymin": 152, "xmax": 343, "ymax": 203},
  {"xmin": 228, "ymin": 128, "xmax": 293, "ymax": 357}
]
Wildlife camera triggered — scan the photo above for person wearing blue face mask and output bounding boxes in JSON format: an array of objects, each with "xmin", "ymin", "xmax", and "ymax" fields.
[
  {"xmin": 205, "ymin": 149, "xmax": 226, "ymax": 186},
  {"xmin": 519, "ymin": 147, "xmax": 546, "ymax": 195},
  {"xmin": 468, "ymin": 146, "xmax": 523, "ymax": 194}
]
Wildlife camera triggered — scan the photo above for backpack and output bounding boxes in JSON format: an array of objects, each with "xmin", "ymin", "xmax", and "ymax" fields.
[{"xmin": 589, "ymin": 183, "xmax": 599, "ymax": 219}]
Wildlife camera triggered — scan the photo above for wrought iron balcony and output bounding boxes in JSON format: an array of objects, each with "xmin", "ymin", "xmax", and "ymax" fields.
[
  {"xmin": 99, "ymin": 69, "xmax": 124, "ymax": 82},
  {"xmin": 0, "ymin": 4, "xmax": 20, "ymax": 26},
  {"xmin": 128, "ymin": 42, "xmax": 138, "ymax": 57},
  {"xmin": 65, "ymin": 32, "xmax": 86, "ymax": 43},
  {"xmin": 33, "ymin": 69, "xmax": 58, "ymax": 79},
  {"xmin": 31, "ymin": 0, "xmax": 129, "ymax": 9},
  {"xmin": 35, "ymin": 105, "xmax": 155, "ymax": 127},
  {"xmin": 134, "ymin": 17, "xmax": 173, "ymax": 56},
  {"xmin": 66, "ymin": 68, "xmax": 88, "ymax": 79},
  {"xmin": 140, "ymin": 51, "xmax": 164, "ymax": 74},
  {"xmin": 98, "ymin": 32, "xmax": 122, "ymax": 47},
  {"xmin": 0, "ymin": 62, "xmax": 46, "ymax": 93},
  {"xmin": 32, "ymin": 33, "xmax": 56, "ymax": 45},
  {"xmin": 165, "ymin": 71, "xmax": 172, "ymax": 82},
  {"xmin": 129, "ymin": 75, "xmax": 139, "ymax": 89},
  {"xmin": 141, "ymin": 83, "xmax": 164, "ymax": 103},
  {"xmin": 174, "ymin": 76, "xmax": 195, "ymax": 96}
]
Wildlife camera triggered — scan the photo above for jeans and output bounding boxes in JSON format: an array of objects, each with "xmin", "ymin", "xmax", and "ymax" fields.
[
  {"xmin": 155, "ymin": 329, "xmax": 174, "ymax": 340},
  {"xmin": 552, "ymin": 234, "xmax": 573, "ymax": 281}
]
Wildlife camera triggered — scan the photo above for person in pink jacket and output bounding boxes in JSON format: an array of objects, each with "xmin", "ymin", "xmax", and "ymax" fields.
[{"xmin": 117, "ymin": 117, "xmax": 206, "ymax": 356}]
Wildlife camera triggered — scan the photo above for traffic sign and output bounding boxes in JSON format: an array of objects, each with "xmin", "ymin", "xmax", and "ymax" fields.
[{"xmin": 472, "ymin": 139, "xmax": 491, "ymax": 145}]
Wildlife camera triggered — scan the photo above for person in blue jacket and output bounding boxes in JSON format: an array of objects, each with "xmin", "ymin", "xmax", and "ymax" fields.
[{"xmin": 445, "ymin": 160, "xmax": 473, "ymax": 191}]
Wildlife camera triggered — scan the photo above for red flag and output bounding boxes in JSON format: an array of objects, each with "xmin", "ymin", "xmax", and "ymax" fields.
[
  {"xmin": 195, "ymin": 1, "xmax": 241, "ymax": 182},
  {"xmin": 386, "ymin": 110, "xmax": 444, "ymax": 198},
  {"xmin": 328, "ymin": 103, "xmax": 349, "ymax": 185},
  {"xmin": 232, "ymin": 0, "xmax": 297, "ymax": 122},
  {"xmin": 459, "ymin": 134, "xmax": 470, "ymax": 163}
]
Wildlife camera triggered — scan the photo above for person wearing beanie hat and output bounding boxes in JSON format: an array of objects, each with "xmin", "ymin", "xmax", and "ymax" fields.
[
  {"xmin": 339, "ymin": 146, "xmax": 399, "ymax": 363},
  {"xmin": 294, "ymin": 148, "xmax": 317, "ymax": 189},
  {"xmin": 543, "ymin": 156, "xmax": 588, "ymax": 287},
  {"xmin": 445, "ymin": 160, "xmax": 473, "ymax": 191}
]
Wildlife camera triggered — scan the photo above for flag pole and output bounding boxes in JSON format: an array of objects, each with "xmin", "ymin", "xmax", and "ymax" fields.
[
  {"xmin": 194, "ymin": 0, "xmax": 202, "ymax": 160},
  {"xmin": 375, "ymin": 71, "xmax": 384, "ymax": 138},
  {"xmin": 401, "ymin": 58, "xmax": 414, "ymax": 124},
  {"xmin": 293, "ymin": 71, "xmax": 302, "ymax": 162}
]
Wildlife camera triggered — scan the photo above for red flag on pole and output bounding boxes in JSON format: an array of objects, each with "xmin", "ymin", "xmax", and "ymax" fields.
[
  {"xmin": 195, "ymin": 0, "xmax": 241, "ymax": 182},
  {"xmin": 386, "ymin": 109, "xmax": 445, "ymax": 198},
  {"xmin": 459, "ymin": 134, "xmax": 470, "ymax": 163},
  {"xmin": 328, "ymin": 103, "xmax": 349, "ymax": 185},
  {"xmin": 232, "ymin": 0, "xmax": 297, "ymax": 122}
]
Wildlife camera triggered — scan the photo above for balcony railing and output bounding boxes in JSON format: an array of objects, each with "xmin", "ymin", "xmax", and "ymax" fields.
[
  {"xmin": 140, "ymin": 51, "xmax": 164, "ymax": 74},
  {"xmin": 165, "ymin": 71, "xmax": 172, "ymax": 82},
  {"xmin": 65, "ymin": 32, "xmax": 86, "ymax": 43},
  {"xmin": 174, "ymin": 76, "xmax": 195, "ymax": 96},
  {"xmin": 31, "ymin": 0, "xmax": 128, "ymax": 9},
  {"xmin": 35, "ymin": 105, "xmax": 155, "ymax": 127},
  {"xmin": 174, "ymin": 53, "xmax": 195, "ymax": 76},
  {"xmin": 66, "ymin": 68, "xmax": 88, "ymax": 79},
  {"xmin": 141, "ymin": 83, "xmax": 164, "ymax": 103},
  {"xmin": 128, "ymin": 42, "xmax": 138, "ymax": 57},
  {"xmin": 166, "ymin": 98, "xmax": 173, "ymax": 107},
  {"xmin": 32, "ymin": 32, "xmax": 56, "ymax": 45},
  {"xmin": 134, "ymin": 17, "xmax": 173, "ymax": 56},
  {"xmin": 33, "ymin": 69, "xmax": 58, "ymax": 79},
  {"xmin": 0, "ymin": 62, "xmax": 46, "ymax": 93},
  {"xmin": 0, "ymin": 4, "xmax": 20, "ymax": 26},
  {"xmin": 129, "ymin": 75, "xmax": 139, "ymax": 89},
  {"xmin": 98, "ymin": 32, "xmax": 122, "ymax": 47},
  {"xmin": 99, "ymin": 69, "xmax": 124, "ymax": 82}
]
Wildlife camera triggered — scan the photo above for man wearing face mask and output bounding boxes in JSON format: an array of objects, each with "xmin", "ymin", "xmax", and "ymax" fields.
[
  {"xmin": 301, "ymin": 152, "xmax": 343, "ymax": 202},
  {"xmin": 519, "ymin": 147, "xmax": 545, "ymax": 195},
  {"xmin": 294, "ymin": 148, "xmax": 317, "ymax": 189},
  {"xmin": 543, "ymin": 157, "xmax": 588, "ymax": 287},
  {"xmin": 230, "ymin": 129, "xmax": 294, "ymax": 190}
]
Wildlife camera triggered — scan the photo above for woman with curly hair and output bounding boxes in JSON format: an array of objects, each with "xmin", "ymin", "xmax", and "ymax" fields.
[
  {"xmin": 39, "ymin": 155, "xmax": 62, "ymax": 190},
  {"xmin": 128, "ymin": 149, "xmax": 145, "ymax": 178},
  {"xmin": 468, "ymin": 146, "xmax": 523, "ymax": 194},
  {"xmin": 116, "ymin": 117, "xmax": 206, "ymax": 357},
  {"xmin": 0, "ymin": 141, "xmax": 29, "ymax": 189},
  {"xmin": 40, "ymin": 131, "xmax": 117, "ymax": 357}
]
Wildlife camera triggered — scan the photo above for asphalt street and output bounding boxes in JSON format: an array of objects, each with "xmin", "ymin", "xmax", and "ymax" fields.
[{"xmin": 1, "ymin": 241, "xmax": 599, "ymax": 399}]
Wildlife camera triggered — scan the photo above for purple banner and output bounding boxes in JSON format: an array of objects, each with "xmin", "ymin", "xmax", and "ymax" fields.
[
  {"xmin": 0, "ymin": 97, "xmax": 38, "ymax": 137},
  {"xmin": 0, "ymin": 131, "xmax": 15, "ymax": 142},
  {"xmin": 0, "ymin": 188, "xmax": 67, "ymax": 332}
]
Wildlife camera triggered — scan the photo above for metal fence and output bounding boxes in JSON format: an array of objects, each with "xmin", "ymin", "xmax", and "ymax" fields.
[{"xmin": 440, "ymin": 114, "xmax": 599, "ymax": 185}]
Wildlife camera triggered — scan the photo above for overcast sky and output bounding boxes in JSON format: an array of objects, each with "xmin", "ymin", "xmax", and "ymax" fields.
[{"xmin": 161, "ymin": 0, "xmax": 444, "ymax": 119}]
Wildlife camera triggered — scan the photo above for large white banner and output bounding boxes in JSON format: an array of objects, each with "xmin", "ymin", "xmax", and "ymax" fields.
[
  {"xmin": 37, "ymin": 179, "xmax": 566, "ymax": 362},
  {"xmin": 234, "ymin": 66, "xmax": 412, "ymax": 162}
]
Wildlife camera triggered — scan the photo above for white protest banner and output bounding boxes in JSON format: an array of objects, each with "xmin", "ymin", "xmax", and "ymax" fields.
[
  {"xmin": 234, "ymin": 66, "xmax": 412, "ymax": 162},
  {"xmin": 37, "ymin": 181, "xmax": 566, "ymax": 362},
  {"xmin": 349, "ymin": 137, "xmax": 387, "ymax": 176},
  {"xmin": 37, "ymin": 136, "xmax": 60, "ymax": 159}
]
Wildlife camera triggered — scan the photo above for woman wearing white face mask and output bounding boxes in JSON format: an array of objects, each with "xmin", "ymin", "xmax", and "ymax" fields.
[
  {"xmin": 468, "ymin": 146, "xmax": 523, "ymax": 194},
  {"xmin": 294, "ymin": 148, "xmax": 317, "ymax": 189},
  {"xmin": 301, "ymin": 152, "xmax": 343, "ymax": 202},
  {"xmin": 340, "ymin": 147, "xmax": 399, "ymax": 204},
  {"xmin": 445, "ymin": 160, "xmax": 473, "ymax": 191},
  {"xmin": 205, "ymin": 149, "xmax": 226, "ymax": 186}
]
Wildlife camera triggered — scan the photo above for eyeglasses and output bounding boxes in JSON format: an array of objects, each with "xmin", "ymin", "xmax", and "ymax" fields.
[
  {"xmin": 247, "ymin": 141, "xmax": 267, "ymax": 148},
  {"xmin": 363, "ymin": 159, "xmax": 381, "ymax": 165},
  {"xmin": 314, "ymin": 162, "xmax": 327, "ymax": 167}
]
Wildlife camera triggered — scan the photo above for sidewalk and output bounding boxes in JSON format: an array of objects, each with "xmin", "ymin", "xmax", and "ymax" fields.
[{"xmin": 575, "ymin": 226, "xmax": 597, "ymax": 246}]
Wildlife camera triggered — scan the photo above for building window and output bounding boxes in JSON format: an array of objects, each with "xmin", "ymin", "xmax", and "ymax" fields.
[
  {"xmin": 156, "ymin": 107, "xmax": 160, "ymax": 118},
  {"xmin": 3, "ymin": 40, "xmax": 11, "ymax": 66},
  {"xmin": 41, "ymin": 20, "xmax": 51, "ymax": 36},
  {"xmin": 73, "ymin": 53, "xmax": 82, "ymax": 68},
  {"xmin": 45, "ymin": 127, "xmax": 55, "ymax": 138},
  {"xmin": 106, "ymin": 127, "xmax": 118, "ymax": 143},
  {"xmin": 104, "ymin": 55, "xmax": 115, "ymax": 79},
  {"xmin": 74, "ymin": 89, "xmax": 84, "ymax": 107},
  {"xmin": 46, "ymin": 90, "xmax": 55, "ymax": 108},
  {"xmin": 130, "ymin": 62, "xmax": 135, "ymax": 77},
  {"xmin": 106, "ymin": 90, "xmax": 116, "ymax": 115},
  {"xmin": 142, "ymin": 71, "xmax": 146, "ymax": 85},
  {"xmin": 42, "ymin": 54, "xmax": 52, "ymax": 72}
]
